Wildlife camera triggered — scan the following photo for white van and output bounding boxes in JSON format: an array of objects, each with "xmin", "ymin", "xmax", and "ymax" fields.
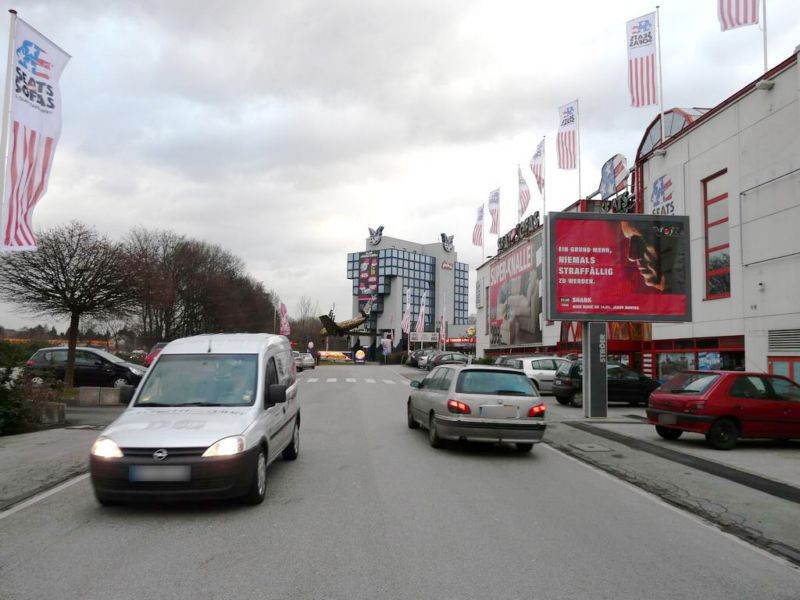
[{"xmin": 89, "ymin": 334, "xmax": 299, "ymax": 505}]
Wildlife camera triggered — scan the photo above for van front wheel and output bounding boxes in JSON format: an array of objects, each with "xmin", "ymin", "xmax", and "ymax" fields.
[{"xmin": 243, "ymin": 448, "xmax": 267, "ymax": 504}]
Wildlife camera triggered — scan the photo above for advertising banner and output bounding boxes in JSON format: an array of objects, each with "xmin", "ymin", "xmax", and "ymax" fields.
[
  {"xmin": 488, "ymin": 235, "xmax": 543, "ymax": 346},
  {"xmin": 645, "ymin": 164, "xmax": 684, "ymax": 216},
  {"xmin": 546, "ymin": 213, "xmax": 691, "ymax": 322},
  {"xmin": 357, "ymin": 250, "xmax": 379, "ymax": 309}
]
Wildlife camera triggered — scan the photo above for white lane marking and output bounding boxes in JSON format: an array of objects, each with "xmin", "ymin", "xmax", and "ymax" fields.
[
  {"xmin": 0, "ymin": 473, "xmax": 90, "ymax": 521},
  {"xmin": 365, "ymin": 378, "xmax": 376, "ymax": 383},
  {"xmin": 306, "ymin": 378, "xmax": 318, "ymax": 383},
  {"xmin": 383, "ymin": 380, "xmax": 396, "ymax": 385},
  {"xmin": 346, "ymin": 378, "xmax": 356, "ymax": 383},
  {"xmin": 540, "ymin": 444, "xmax": 799, "ymax": 570},
  {"xmin": 326, "ymin": 378, "xmax": 337, "ymax": 383}
]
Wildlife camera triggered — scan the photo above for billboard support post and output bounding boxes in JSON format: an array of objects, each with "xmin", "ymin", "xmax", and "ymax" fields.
[{"xmin": 583, "ymin": 321, "xmax": 608, "ymax": 418}]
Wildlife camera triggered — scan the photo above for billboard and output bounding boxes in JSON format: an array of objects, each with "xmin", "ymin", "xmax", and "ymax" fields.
[
  {"xmin": 357, "ymin": 250, "xmax": 379, "ymax": 309},
  {"xmin": 546, "ymin": 212, "xmax": 691, "ymax": 322},
  {"xmin": 488, "ymin": 235, "xmax": 544, "ymax": 346}
]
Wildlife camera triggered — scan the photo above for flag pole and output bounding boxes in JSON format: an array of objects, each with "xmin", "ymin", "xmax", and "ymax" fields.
[
  {"xmin": 762, "ymin": 0, "xmax": 768, "ymax": 72},
  {"xmin": 656, "ymin": 5, "xmax": 665, "ymax": 144},
  {"xmin": 0, "ymin": 9, "xmax": 18, "ymax": 227},
  {"xmin": 576, "ymin": 99, "xmax": 582, "ymax": 199}
]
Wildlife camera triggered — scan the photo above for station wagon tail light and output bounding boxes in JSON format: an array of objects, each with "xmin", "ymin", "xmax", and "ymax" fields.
[
  {"xmin": 447, "ymin": 399, "xmax": 471, "ymax": 414},
  {"xmin": 91, "ymin": 437, "xmax": 123, "ymax": 458},
  {"xmin": 528, "ymin": 403, "xmax": 546, "ymax": 417},
  {"xmin": 202, "ymin": 435, "xmax": 246, "ymax": 457},
  {"xmin": 684, "ymin": 401, "xmax": 706, "ymax": 414}
]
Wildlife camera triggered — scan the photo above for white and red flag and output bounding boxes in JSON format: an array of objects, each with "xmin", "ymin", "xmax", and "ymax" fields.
[
  {"xmin": 718, "ymin": 0, "xmax": 759, "ymax": 31},
  {"xmin": 488, "ymin": 188, "xmax": 500, "ymax": 234},
  {"xmin": 530, "ymin": 138, "xmax": 545, "ymax": 197},
  {"xmin": 626, "ymin": 12, "xmax": 658, "ymax": 108},
  {"xmin": 517, "ymin": 166, "xmax": 530, "ymax": 220},
  {"xmin": 438, "ymin": 312, "xmax": 446, "ymax": 345},
  {"xmin": 415, "ymin": 290, "xmax": 427, "ymax": 334},
  {"xmin": 401, "ymin": 288, "xmax": 412, "ymax": 334},
  {"xmin": 472, "ymin": 205, "xmax": 484, "ymax": 247},
  {"xmin": 279, "ymin": 303, "xmax": 291, "ymax": 336},
  {"xmin": 1, "ymin": 17, "xmax": 70, "ymax": 251},
  {"xmin": 557, "ymin": 101, "xmax": 578, "ymax": 169},
  {"xmin": 599, "ymin": 154, "xmax": 629, "ymax": 200}
]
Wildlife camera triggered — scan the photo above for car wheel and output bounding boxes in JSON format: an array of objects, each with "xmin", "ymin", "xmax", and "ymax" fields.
[
  {"xmin": 112, "ymin": 377, "xmax": 129, "ymax": 389},
  {"xmin": 282, "ymin": 422, "xmax": 300, "ymax": 460},
  {"xmin": 407, "ymin": 401, "xmax": 419, "ymax": 429},
  {"xmin": 243, "ymin": 447, "xmax": 267, "ymax": 504},
  {"xmin": 555, "ymin": 395, "xmax": 572, "ymax": 406},
  {"xmin": 516, "ymin": 443, "xmax": 534, "ymax": 452},
  {"xmin": 655, "ymin": 425, "xmax": 683, "ymax": 440},
  {"xmin": 428, "ymin": 413, "xmax": 443, "ymax": 449},
  {"xmin": 706, "ymin": 418, "xmax": 739, "ymax": 450}
]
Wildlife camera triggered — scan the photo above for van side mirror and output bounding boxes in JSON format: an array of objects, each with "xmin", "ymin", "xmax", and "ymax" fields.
[{"xmin": 266, "ymin": 384, "xmax": 287, "ymax": 408}]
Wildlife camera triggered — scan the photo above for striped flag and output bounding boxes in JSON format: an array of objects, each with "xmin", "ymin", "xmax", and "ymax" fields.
[
  {"xmin": 439, "ymin": 312, "xmax": 446, "ymax": 344},
  {"xmin": 626, "ymin": 13, "xmax": 658, "ymax": 107},
  {"xmin": 530, "ymin": 138, "xmax": 545, "ymax": 196},
  {"xmin": 557, "ymin": 101, "xmax": 578, "ymax": 170},
  {"xmin": 518, "ymin": 166, "xmax": 530, "ymax": 220},
  {"xmin": 472, "ymin": 205, "xmax": 484, "ymax": 247},
  {"xmin": 415, "ymin": 290, "xmax": 427, "ymax": 334},
  {"xmin": 599, "ymin": 154, "xmax": 628, "ymax": 200},
  {"xmin": 488, "ymin": 188, "xmax": 500, "ymax": 234},
  {"xmin": 2, "ymin": 17, "xmax": 70, "ymax": 251},
  {"xmin": 718, "ymin": 0, "xmax": 759, "ymax": 31},
  {"xmin": 279, "ymin": 303, "xmax": 291, "ymax": 336},
  {"xmin": 401, "ymin": 288, "xmax": 412, "ymax": 334}
]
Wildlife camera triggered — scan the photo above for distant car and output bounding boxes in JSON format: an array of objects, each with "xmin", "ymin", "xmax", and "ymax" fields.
[
  {"xmin": 24, "ymin": 346, "xmax": 146, "ymax": 388},
  {"xmin": 552, "ymin": 360, "xmax": 659, "ymax": 407},
  {"xmin": 144, "ymin": 342, "xmax": 167, "ymax": 367},
  {"xmin": 408, "ymin": 348, "xmax": 428, "ymax": 368},
  {"xmin": 647, "ymin": 370, "xmax": 800, "ymax": 450},
  {"xmin": 416, "ymin": 349, "xmax": 440, "ymax": 370},
  {"xmin": 300, "ymin": 353, "xmax": 316, "ymax": 370},
  {"xmin": 427, "ymin": 351, "xmax": 470, "ymax": 370},
  {"xmin": 407, "ymin": 365, "xmax": 547, "ymax": 452},
  {"xmin": 494, "ymin": 355, "xmax": 524, "ymax": 367},
  {"xmin": 502, "ymin": 356, "xmax": 571, "ymax": 394},
  {"xmin": 292, "ymin": 351, "xmax": 304, "ymax": 372}
]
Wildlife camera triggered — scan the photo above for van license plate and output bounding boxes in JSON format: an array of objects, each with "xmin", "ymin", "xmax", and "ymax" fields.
[
  {"xmin": 129, "ymin": 465, "xmax": 190, "ymax": 482},
  {"xmin": 658, "ymin": 414, "xmax": 677, "ymax": 425}
]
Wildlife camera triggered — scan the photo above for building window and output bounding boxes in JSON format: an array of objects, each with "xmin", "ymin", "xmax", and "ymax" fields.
[{"xmin": 703, "ymin": 170, "xmax": 730, "ymax": 299}]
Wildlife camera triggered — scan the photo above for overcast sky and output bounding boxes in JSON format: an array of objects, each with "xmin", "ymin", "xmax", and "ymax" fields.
[{"xmin": 0, "ymin": 0, "xmax": 798, "ymax": 331}]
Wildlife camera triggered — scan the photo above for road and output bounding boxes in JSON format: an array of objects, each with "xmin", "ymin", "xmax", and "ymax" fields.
[{"xmin": 1, "ymin": 364, "xmax": 798, "ymax": 600}]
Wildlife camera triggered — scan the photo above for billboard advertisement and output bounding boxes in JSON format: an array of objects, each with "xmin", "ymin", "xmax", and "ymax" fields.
[
  {"xmin": 357, "ymin": 250, "xmax": 379, "ymax": 309},
  {"xmin": 488, "ymin": 234, "xmax": 544, "ymax": 346},
  {"xmin": 546, "ymin": 212, "xmax": 691, "ymax": 322}
]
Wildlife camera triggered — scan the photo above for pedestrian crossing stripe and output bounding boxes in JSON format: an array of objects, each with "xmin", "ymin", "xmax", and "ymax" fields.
[
  {"xmin": 365, "ymin": 378, "xmax": 376, "ymax": 383},
  {"xmin": 383, "ymin": 380, "xmax": 395, "ymax": 385},
  {"xmin": 346, "ymin": 378, "xmax": 356, "ymax": 383},
  {"xmin": 326, "ymin": 378, "xmax": 337, "ymax": 383}
]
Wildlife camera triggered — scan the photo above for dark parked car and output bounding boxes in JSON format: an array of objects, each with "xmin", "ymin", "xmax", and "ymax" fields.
[
  {"xmin": 25, "ymin": 347, "xmax": 146, "ymax": 388},
  {"xmin": 647, "ymin": 370, "xmax": 800, "ymax": 450},
  {"xmin": 552, "ymin": 360, "xmax": 659, "ymax": 406},
  {"xmin": 427, "ymin": 352, "xmax": 470, "ymax": 370}
]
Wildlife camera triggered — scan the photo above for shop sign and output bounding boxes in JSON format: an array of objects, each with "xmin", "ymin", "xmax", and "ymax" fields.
[
  {"xmin": 441, "ymin": 261, "xmax": 454, "ymax": 270},
  {"xmin": 601, "ymin": 190, "xmax": 636, "ymax": 214},
  {"xmin": 497, "ymin": 212, "xmax": 541, "ymax": 253}
]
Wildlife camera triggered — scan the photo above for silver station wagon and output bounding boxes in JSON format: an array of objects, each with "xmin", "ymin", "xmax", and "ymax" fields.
[{"xmin": 407, "ymin": 365, "xmax": 547, "ymax": 451}]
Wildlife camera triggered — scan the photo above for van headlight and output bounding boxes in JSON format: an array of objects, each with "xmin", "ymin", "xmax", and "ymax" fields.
[
  {"xmin": 91, "ymin": 437, "xmax": 123, "ymax": 458},
  {"xmin": 202, "ymin": 436, "xmax": 246, "ymax": 457}
]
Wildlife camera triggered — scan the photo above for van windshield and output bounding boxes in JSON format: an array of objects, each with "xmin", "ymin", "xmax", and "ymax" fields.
[{"xmin": 135, "ymin": 354, "xmax": 258, "ymax": 407}]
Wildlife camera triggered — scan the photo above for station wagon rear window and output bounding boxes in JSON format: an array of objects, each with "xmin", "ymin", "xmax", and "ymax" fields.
[
  {"xmin": 135, "ymin": 354, "xmax": 258, "ymax": 407},
  {"xmin": 456, "ymin": 370, "xmax": 536, "ymax": 396}
]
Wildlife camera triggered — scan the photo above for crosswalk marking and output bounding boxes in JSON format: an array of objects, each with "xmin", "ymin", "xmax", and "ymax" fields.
[
  {"xmin": 383, "ymin": 379, "xmax": 396, "ymax": 385},
  {"xmin": 346, "ymin": 378, "xmax": 356, "ymax": 383},
  {"xmin": 307, "ymin": 378, "xmax": 318, "ymax": 383},
  {"xmin": 365, "ymin": 378, "xmax": 376, "ymax": 383},
  {"xmin": 326, "ymin": 378, "xmax": 337, "ymax": 383}
]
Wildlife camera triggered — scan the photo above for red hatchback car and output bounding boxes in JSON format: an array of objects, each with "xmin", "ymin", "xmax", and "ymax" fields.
[{"xmin": 647, "ymin": 370, "xmax": 800, "ymax": 450}]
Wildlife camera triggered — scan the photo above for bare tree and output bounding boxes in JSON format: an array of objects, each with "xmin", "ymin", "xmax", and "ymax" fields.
[{"xmin": 0, "ymin": 221, "xmax": 135, "ymax": 387}]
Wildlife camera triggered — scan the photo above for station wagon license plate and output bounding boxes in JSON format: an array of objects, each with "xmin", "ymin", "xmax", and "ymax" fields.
[
  {"xmin": 658, "ymin": 413, "xmax": 677, "ymax": 425},
  {"xmin": 480, "ymin": 405, "xmax": 518, "ymax": 418},
  {"xmin": 129, "ymin": 465, "xmax": 190, "ymax": 482}
]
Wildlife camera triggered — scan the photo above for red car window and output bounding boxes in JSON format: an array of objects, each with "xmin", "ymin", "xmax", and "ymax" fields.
[
  {"xmin": 729, "ymin": 376, "xmax": 769, "ymax": 399},
  {"xmin": 767, "ymin": 377, "xmax": 800, "ymax": 401}
]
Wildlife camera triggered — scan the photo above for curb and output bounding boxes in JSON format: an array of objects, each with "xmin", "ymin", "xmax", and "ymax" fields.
[{"xmin": 0, "ymin": 466, "xmax": 88, "ymax": 512}]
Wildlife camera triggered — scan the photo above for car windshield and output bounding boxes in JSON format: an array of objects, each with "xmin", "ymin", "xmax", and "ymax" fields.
[
  {"xmin": 659, "ymin": 372, "xmax": 720, "ymax": 394},
  {"xmin": 89, "ymin": 349, "xmax": 125, "ymax": 364},
  {"xmin": 134, "ymin": 354, "xmax": 258, "ymax": 407},
  {"xmin": 456, "ymin": 370, "xmax": 536, "ymax": 396}
]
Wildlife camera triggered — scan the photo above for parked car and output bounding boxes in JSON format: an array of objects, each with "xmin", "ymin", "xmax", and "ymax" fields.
[
  {"xmin": 646, "ymin": 370, "xmax": 800, "ymax": 450},
  {"xmin": 144, "ymin": 342, "xmax": 167, "ymax": 367},
  {"xmin": 552, "ymin": 360, "xmax": 659, "ymax": 406},
  {"xmin": 417, "ymin": 349, "xmax": 440, "ymax": 370},
  {"xmin": 407, "ymin": 365, "xmax": 546, "ymax": 451},
  {"xmin": 89, "ymin": 333, "xmax": 300, "ymax": 505},
  {"xmin": 494, "ymin": 355, "xmax": 524, "ymax": 367},
  {"xmin": 408, "ymin": 348, "xmax": 430, "ymax": 368},
  {"xmin": 503, "ymin": 356, "xmax": 572, "ymax": 394},
  {"xmin": 427, "ymin": 351, "xmax": 470, "ymax": 370},
  {"xmin": 300, "ymin": 353, "xmax": 316, "ymax": 370},
  {"xmin": 292, "ymin": 350, "xmax": 304, "ymax": 372},
  {"xmin": 24, "ymin": 346, "xmax": 146, "ymax": 388}
]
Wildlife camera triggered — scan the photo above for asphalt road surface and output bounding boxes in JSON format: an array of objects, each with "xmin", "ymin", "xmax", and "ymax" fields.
[{"xmin": 1, "ymin": 364, "xmax": 798, "ymax": 600}]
